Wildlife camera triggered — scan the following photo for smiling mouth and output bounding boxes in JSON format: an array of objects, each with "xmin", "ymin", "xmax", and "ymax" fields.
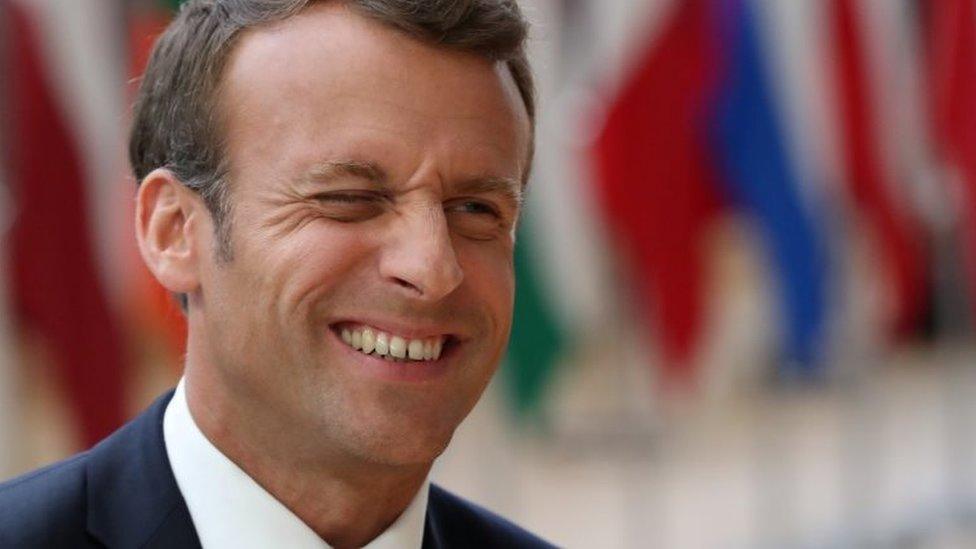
[{"xmin": 334, "ymin": 324, "xmax": 452, "ymax": 362}]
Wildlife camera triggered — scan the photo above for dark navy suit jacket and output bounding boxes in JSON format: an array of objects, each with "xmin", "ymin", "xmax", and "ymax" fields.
[{"xmin": 0, "ymin": 391, "xmax": 554, "ymax": 548}]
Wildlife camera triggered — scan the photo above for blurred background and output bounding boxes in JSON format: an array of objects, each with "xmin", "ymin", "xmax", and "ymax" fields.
[{"xmin": 3, "ymin": 0, "xmax": 976, "ymax": 547}]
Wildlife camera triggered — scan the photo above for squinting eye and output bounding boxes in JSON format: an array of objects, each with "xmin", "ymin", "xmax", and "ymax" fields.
[
  {"xmin": 317, "ymin": 192, "xmax": 380, "ymax": 204},
  {"xmin": 450, "ymin": 200, "xmax": 499, "ymax": 217},
  {"xmin": 445, "ymin": 199, "xmax": 508, "ymax": 241},
  {"xmin": 310, "ymin": 191, "xmax": 387, "ymax": 222}
]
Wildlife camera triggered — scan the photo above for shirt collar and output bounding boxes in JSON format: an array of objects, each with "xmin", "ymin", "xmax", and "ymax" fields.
[{"xmin": 163, "ymin": 378, "xmax": 429, "ymax": 549}]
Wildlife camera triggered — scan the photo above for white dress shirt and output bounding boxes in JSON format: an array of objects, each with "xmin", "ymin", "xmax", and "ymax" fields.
[{"xmin": 163, "ymin": 378, "xmax": 429, "ymax": 549}]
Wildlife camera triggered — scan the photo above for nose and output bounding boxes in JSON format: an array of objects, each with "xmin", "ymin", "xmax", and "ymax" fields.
[{"xmin": 379, "ymin": 204, "xmax": 464, "ymax": 302}]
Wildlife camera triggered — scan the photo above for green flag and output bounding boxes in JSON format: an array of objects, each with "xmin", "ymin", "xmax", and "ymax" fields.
[{"xmin": 503, "ymin": 218, "xmax": 568, "ymax": 418}]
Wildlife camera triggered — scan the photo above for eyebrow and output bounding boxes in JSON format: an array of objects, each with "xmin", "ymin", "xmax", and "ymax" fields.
[{"xmin": 300, "ymin": 159, "xmax": 388, "ymax": 187}]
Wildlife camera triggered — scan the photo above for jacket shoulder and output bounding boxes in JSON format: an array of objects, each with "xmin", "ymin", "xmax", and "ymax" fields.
[
  {"xmin": 0, "ymin": 451, "xmax": 93, "ymax": 547},
  {"xmin": 426, "ymin": 484, "xmax": 556, "ymax": 548}
]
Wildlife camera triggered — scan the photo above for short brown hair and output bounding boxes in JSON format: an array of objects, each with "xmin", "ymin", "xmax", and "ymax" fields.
[{"xmin": 129, "ymin": 0, "xmax": 535, "ymax": 261}]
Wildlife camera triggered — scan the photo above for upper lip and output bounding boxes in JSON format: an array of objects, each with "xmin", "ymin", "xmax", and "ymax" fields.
[{"xmin": 330, "ymin": 318, "xmax": 464, "ymax": 341}]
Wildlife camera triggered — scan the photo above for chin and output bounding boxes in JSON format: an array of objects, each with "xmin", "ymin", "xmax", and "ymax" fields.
[
  {"xmin": 334, "ymin": 383, "xmax": 482, "ymax": 467},
  {"xmin": 359, "ymin": 401, "xmax": 468, "ymax": 465},
  {"xmin": 350, "ymin": 423, "xmax": 455, "ymax": 468}
]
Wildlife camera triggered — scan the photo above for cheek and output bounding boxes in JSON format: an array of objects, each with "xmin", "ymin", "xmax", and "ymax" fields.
[
  {"xmin": 263, "ymin": 222, "xmax": 378, "ymax": 311},
  {"xmin": 457, "ymin": 242, "xmax": 515, "ymax": 329}
]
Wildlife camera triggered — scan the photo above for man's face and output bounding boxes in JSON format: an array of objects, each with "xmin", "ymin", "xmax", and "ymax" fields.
[{"xmin": 188, "ymin": 3, "xmax": 530, "ymax": 467}]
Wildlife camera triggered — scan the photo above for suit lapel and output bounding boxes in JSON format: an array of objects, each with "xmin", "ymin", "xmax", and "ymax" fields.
[
  {"xmin": 142, "ymin": 502, "xmax": 201, "ymax": 549},
  {"xmin": 422, "ymin": 485, "xmax": 447, "ymax": 549},
  {"xmin": 85, "ymin": 390, "xmax": 201, "ymax": 548},
  {"xmin": 422, "ymin": 503, "xmax": 443, "ymax": 549}
]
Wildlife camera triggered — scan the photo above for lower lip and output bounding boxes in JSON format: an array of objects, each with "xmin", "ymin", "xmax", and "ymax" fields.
[{"xmin": 329, "ymin": 329, "xmax": 453, "ymax": 383}]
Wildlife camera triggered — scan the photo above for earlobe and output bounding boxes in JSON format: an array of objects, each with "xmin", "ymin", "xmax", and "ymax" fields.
[{"xmin": 135, "ymin": 169, "xmax": 203, "ymax": 294}]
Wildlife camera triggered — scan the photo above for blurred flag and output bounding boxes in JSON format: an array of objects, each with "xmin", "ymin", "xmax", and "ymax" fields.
[
  {"xmin": 829, "ymin": 0, "xmax": 927, "ymax": 340},
  {"xmin": 711, "ymin": 0, "xmax": 829, "ymax": 374},
  {"xmin": 505, "ymin": 219, "xmax": 569, "ymax": 417},
  {"xmin": 927, "ymin": 0, "xmax": 976, "ymax": 319},
  {"xmin": 2, "ymin": 0, "xmax": 128, "ymax": 447},
  {"xmin": 593, "ymin": 0, "xmax": 724, "ymax": 385},
  {"xmin": 589, "ymin": 0, "xmax": 948, "ymax": 385},
  {"xmin": 593, "ymin": 0, "xmax": 829, "ymax": 382}
]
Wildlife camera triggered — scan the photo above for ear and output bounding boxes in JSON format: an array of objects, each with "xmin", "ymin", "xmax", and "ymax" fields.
[{"xmin": 135, "ymin": 168, "xmax": 207, "ymax": 295}]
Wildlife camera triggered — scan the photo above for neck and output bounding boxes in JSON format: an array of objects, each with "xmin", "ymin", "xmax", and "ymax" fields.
[{"xmin": 182, "ymin": 366, "xmax": 430, "ymax": 548}]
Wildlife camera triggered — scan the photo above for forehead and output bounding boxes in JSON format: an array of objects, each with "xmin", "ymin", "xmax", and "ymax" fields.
[{"xmin": 217, "ymin": 2, "xmax": 531, "ymax": 184}]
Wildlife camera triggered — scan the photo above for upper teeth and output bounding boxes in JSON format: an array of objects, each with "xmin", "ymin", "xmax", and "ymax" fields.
[{"xmin": 341, "ymin": 326, "xmax": 444, "ymax": 361}]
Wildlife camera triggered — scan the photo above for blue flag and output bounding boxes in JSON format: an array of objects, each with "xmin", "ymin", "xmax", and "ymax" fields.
[{"xmin": 710, "ymin": 0, "xmax": 830, "ymax": 377}]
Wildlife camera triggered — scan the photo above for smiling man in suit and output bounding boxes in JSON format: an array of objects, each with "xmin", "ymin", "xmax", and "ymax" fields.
[{"xmin": 0, "ymin": 1, "xmax": 552, "ymax": 547}]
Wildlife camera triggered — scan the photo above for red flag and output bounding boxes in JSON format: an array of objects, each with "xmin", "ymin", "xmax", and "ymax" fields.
[
  {"xmin": 829, "ymin": 0, "xmax": 928, "ymax": 339},
  {"xmin": 928, "ymin": 0, "xmax": 976, "ymax": 318},
  {"xmin": 3, "ymin": 2, "xmax": 128, "ymax": 447},
  {"xmin": 592, "ymin": 1, "xmax": 723, "ymax": 384}
]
